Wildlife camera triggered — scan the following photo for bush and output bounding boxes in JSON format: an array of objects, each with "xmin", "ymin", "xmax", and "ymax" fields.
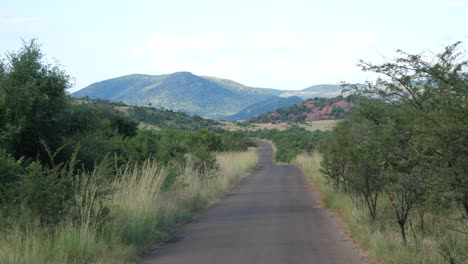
[
  {"xmin": 0, "ymin": 150, "xmax": 22, "ymax": 213},
  {"xmin": 250, "ymin": 127, "xmax": 327, "ymax": 163}
]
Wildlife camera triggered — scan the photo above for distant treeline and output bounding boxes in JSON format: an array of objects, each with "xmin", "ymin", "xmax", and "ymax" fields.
[{"xmin": 248, "ymin": 127, "xmax": 328, "ymax": 163}]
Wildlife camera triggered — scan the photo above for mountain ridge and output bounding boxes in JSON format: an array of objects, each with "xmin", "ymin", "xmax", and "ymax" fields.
[
  {"xmin": 73, "ymin": 72, "xmax": 277, "ymax": 118},
  {"xmin": 72, "ymin": 72, "xmax": 348, "ymax": 119}
]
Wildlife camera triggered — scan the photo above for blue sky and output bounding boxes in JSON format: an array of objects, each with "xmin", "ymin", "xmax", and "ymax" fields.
[{"xmin": 1, "ymin": 0, "xmax": 467, "ymax": 92}]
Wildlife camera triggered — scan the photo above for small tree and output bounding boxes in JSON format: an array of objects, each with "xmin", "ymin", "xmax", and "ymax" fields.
[{"xmin": 320, "ymin": 100, "xmax": 389, "ymax": 221}]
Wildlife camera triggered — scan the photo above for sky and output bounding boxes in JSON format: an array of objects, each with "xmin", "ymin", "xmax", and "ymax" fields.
[{"xmin": 1, "ymin": 0, "xmax": 467, "ymax": 92}]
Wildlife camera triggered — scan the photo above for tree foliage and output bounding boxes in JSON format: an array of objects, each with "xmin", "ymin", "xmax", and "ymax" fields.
[
  {"xmin": 321, "ymin": 42, "xmax": 468, "ymax": 244},
  {"xmin": 250, "ymin": 127, "xmax": 328, "ymax": 163},
  {"xmin": 0, "ymin": 40, "xmax": 70, "ymax": 160}
]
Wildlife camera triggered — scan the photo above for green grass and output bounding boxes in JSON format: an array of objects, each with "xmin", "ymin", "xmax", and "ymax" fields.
[
  {"xmin": 0, "ymin": 150, "xmax": 259, "ymax": 264},
  {"xmin": 293, "ymin": 153, "xmax": 468, "ymax": 264}
]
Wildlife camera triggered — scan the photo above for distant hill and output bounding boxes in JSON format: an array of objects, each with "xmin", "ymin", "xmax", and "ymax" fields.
[
  {"xmin": 255, "ymin": 88, "xmax": 289, "ymax": 96},
  {"xmin": 72, "ymin": 72, "xmax": 275, "ymax": 119},
  {"xmin": 224, "ymin": 96, "xmax": 303, "ymax": 121},
  {"xmin": 280, "ymin": 84, "xmax": 343, "ymax": 99},
  {"xmin": 249, "ymin": 96, "xmax": 355, "ymax": 123}
]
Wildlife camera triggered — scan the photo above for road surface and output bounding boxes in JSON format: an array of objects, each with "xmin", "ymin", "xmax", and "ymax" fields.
[{"xmin": 141, "ymin": 140, "xmax": 366, "ymax": 264}]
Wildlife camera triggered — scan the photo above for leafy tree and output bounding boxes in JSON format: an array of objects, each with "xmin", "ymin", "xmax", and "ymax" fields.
[
  {"xmin": 0, "ymin": 39, "xmax": 71, "ymax": 162},
  {"xmin": 321, "ymin": 42, "xmax": 468, "ymax": 244},
  {"xmin": 344, "ymin": 41, "xmax": 468, "ymax": 218},
  {"xmin": 320, "ymin": 99, "xmax": 390, "ymax": 221}
]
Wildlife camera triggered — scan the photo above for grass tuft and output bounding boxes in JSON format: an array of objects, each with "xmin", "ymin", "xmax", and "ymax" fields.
[{"xmin": 0, "ymin": 150, "xmax": 258, "ymax": 263}]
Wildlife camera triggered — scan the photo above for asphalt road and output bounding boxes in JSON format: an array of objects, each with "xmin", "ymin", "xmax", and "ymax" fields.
[{"xmin": 141, "ymin": 140, "xmax": 366, "ymax": 264}]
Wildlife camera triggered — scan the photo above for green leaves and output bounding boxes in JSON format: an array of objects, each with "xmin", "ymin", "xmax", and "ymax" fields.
[
  {"xmin": 0, "ymin": 40, "xmax": 71, "ymax": 160},
  {"xmin": 252, "ymin": 127, "xmax": 327, "ymax": 163},
  {"xmin": 324, "ymin": 42, "xmax": 468, "ymax": 243}
]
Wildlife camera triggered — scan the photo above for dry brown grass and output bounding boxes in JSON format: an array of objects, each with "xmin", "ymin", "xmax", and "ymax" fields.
[
  {"xmin": 0, "ymin": 150, "xmax": 259, "ymax": 264},
  {"xmin": 218, "ymin": 120, "xmax": 337, "ymax": 132}
]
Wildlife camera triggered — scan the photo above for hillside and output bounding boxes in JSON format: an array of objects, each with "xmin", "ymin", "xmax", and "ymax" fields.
[
  {"xmin": 280, "ymin": 84, "xmax": 343, "ymax": 99},
  {"xmin": 72, "ymin": 72, "xmax": 275, "ymax": 119},
  {"xmin": 74, "ymin": 99, "xmax": 220, "ymax": 130},
  {"xmin": 249, "ymin": 96, "xmax": 355, "ymax": 123},
  {"xmin": 224, "ymin": 96, "xmax": 303, "ymax": 121}
]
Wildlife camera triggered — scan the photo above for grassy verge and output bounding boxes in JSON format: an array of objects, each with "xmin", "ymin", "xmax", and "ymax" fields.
[
  {"xmin": 293, "ymin": 153, "xmax": 468, "ymax": 264},
  {"xmin": 0, "ymin": 150, "xmax": 258, "ymax": 263}
]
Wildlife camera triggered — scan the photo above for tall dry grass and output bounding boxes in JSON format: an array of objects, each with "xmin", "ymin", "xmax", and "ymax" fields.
[
  {"xmin": 0, "ymin": 149, "xmax": 258, "ymax": 264},
  {"xmin": 293, "ymin": 153, "xmax": 468, "ymax": 264}
]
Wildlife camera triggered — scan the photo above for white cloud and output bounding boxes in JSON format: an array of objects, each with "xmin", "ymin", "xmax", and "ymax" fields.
[
  {"xmin": 248, "ymin": 35, "xmax": 300, "ymax": 49},
  {"xmin": 145, "ymin": 33, "xmax": 230, "ymax": 53},
  {"xmin": 129, "ymin": 33, "xmax": 303, "ymax": 59},
  {"xmin": 343, "ymin": 32, "xmax": 377, "ymax": 45},
  {"xmin": 125, "ymin": 32, "xmax": 371, "ymax": 89},
  {"xmin": 308, "ymin": 62, "xmax": 358, "ymax": 78},
  {"xmin": 129, "ymin": 47, "xmax": 146, "ymax": 57}
]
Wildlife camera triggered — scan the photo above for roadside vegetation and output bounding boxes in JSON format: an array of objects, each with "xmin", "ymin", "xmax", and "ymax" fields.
[
  {"xmin": 219, "ymin": 119, "xmax": 337, "ymax": 132},
  {"xmin": 248, "ymin": 127, "xmax": 328, "ymax": 163},
  {"xmin": 0, "ymin": 41, "xmax": 258, "ymax": 263},
  {"xmin": 0, "ymin": 150, "xmax": 258, "ymax": 263},
  {"xmin": 292, "ymin": 43, "xmax": 467, "ymax": 263}
]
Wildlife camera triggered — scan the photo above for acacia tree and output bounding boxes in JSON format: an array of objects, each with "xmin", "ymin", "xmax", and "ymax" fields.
[
  {"xmin": 0, "ymin": 40, "xmax": 75, "ymax": 223},
  {"xmin": 340, "ymin": 42, "xmax": 468, "ymax": 243},
  {"xmin": 320, "ymin": 98, "xmax": 389, "ymax": 221},
  {"xmin": 344, "ymin": 42, "xmax": 467, "ymax": 217},
  {"xmin": 0, "ymin": 39, "xmax": 71, "ymax": 161},
  {"xmin": 381, "ymin": 105, "xmax": 434, "ymax": 244},
  {"xmin": 319, "ymin": 126, "xmax": 351, "ymax": 191}
]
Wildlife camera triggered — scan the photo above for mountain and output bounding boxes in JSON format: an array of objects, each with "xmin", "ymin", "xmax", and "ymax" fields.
[
  {"xmin": 249, "ymin": 95, "xmax": 355, "ymax": 123},
  {"xmin": 72, "ymin": 72, "xmax": 358, "ymax": 119},
  {"xmin": 224, "ymin": 96, "xmax": 303, "ymax": 121},
  {"xmin": 255, "ymin": 88, "xmax": 289, "ymax": 96},
  {"xmin": 201, "ymin": 76, "xmax": 288, "ymax": 96},
  {"xmin": 72, "ymin": 72, "xmax": 275, "ymax": 119},
  {"xmin": 280, "ymin": 84, "xmax": 343, "ymax": 99}
]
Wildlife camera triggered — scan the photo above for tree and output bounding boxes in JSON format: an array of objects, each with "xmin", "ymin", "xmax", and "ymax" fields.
[
  {"xmin": 343, "ymin": 42, "xmax": 468, "ymax": 218},
  {"xmin": 320, "ymin": 99, "xmax": 389, "ymax": 221},
  {"xmin": 334, "ymin": 42, "xmax": 468, "ymax": 244},
  {"xmin": 0, "ymin": 39, "xmax": 71, "ymax": 162}
]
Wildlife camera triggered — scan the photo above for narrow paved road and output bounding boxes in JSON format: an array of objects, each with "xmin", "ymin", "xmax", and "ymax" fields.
[{"xmin": 141, "ymin": 140, "xmax": 366, "ymax": 264}]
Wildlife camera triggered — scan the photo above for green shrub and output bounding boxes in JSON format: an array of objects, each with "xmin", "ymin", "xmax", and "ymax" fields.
[
  {"xmin": 250, "ymin": 127, "xmax": 327, "ymax": 163},
  {"xmin": 0, "ymin": 150, "xmax": 22, "ymax": 213}
]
